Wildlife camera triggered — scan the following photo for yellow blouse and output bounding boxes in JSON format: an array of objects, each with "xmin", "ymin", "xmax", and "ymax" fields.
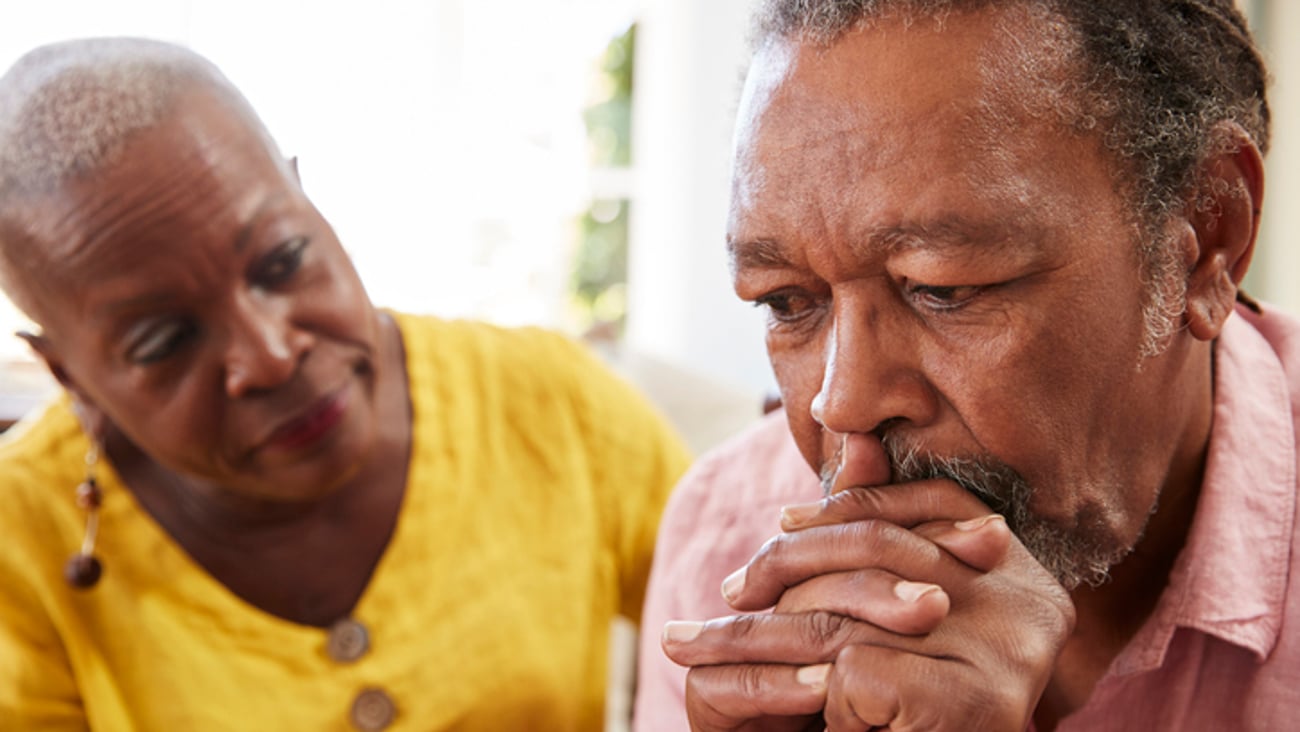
[{"xmin": 0, "ymin": 313, "xmax": 691, "ymax": 731}]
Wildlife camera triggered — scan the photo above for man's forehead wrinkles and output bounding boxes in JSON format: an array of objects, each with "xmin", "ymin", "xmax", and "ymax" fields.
[{"xmin": 761, "ymin": 119, "xmax": 904, "ymax": 182}]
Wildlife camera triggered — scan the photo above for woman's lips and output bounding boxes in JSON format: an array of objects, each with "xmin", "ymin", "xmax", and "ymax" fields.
[{"xmin": 263, "ymin": 386, "xmax": 350, "ymax": 452}]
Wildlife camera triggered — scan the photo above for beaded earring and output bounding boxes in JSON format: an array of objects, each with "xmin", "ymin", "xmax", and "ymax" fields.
[{"xmin": 64, "ymin": 441, "xmax": 104, "ymax": 589}]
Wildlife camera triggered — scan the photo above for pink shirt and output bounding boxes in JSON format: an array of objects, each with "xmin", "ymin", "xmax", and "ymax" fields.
[{"xmin": 634, "ymin": 305, "xmax": 1300, "ymax": 731}]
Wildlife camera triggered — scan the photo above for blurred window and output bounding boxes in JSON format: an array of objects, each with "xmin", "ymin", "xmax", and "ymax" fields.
[{"xmin": 0, "ymin": 0, "xmax": 637, "ymax": 364}]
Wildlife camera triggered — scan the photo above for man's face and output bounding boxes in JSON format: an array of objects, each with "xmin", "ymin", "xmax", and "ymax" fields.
[
  {"xmin": 729, "ymin": 10, "xmax": 1204, "ymax": 586},
  {"xmin": 12, "ymin": 90, "xmax": 386, "ymax": 502}
]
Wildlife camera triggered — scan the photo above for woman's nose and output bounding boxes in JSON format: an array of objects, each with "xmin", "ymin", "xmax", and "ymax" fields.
[{"xmin": 222, "ymin": 295, "xmax": 312, "ymax": 398}]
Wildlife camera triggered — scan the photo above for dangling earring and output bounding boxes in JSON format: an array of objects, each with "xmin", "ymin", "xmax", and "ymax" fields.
[{"xmin": 64, "ymin": 441, "xmax": 103, "ymax": 589}]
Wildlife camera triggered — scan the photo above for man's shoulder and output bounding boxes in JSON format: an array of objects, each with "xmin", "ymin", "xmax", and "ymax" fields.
[
  {"xmin": 1229, "ymin": 304, "xmax": 1300, "ymax": 424},
  {"xmin": 1241, "ymin": 305, "xmax": 1300, "ymax": 385},
  {"xmin": 668, "ymin": 409, "xmax": 820, "ymax": 523},
  {"xmin": 691, "ymin": 409, "xmax": 807, "ymax": 475}
]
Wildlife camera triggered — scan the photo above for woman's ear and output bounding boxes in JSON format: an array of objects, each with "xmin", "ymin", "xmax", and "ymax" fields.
[
  {"xmin": 17, "ymin": 329, "xmax": 108, "ymax": 438},
  {"xmin": 1183, "ymin": 122, "xmax": 1265, "ymax": 342}
]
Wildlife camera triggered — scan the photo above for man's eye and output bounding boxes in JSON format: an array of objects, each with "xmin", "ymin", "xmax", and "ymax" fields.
[
  {"xmin": 907, "ymin": 283, "xmax": 985, "ymax": 311},
  {"xmin": 754, "ymin": 290, "xmax": 818, "ymax": 323},
  {"xmin": 127, "ymin": 320, "xmax": 196, "ymax": 364},
  {"xmin": 252, "ymin": 236, "xmax": 309, "ymax": 287}
]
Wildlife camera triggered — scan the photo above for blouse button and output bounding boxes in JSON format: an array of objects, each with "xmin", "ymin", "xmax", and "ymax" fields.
[
  {"xmin": 327, "ymin": 618, "xmax": 370, "ymax": 663},
  {"xmin": 350, "ymin": 687, "xmax": 397, "ymax": 731}
]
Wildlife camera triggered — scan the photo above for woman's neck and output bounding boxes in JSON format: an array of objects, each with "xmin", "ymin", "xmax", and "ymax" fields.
[{"xmin": 100, "ymin": 313, "xmax": 414, "ymax": 626}]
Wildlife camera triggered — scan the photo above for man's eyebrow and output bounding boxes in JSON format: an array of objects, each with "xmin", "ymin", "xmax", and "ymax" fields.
[
  {"xmin": 729, "ymin": 216, "xmax": 1037, "ymax": 270},
  {"xmin": 728, "ymin": 217, "xmax": 1040, "ymax": 275},
  {"xmin": 865, "ymin": 216, "xmax": 1033, "ymax": 255},
  {"xmin": 727, "ymin": 237, "xmax": 794, "ymax": 270}
]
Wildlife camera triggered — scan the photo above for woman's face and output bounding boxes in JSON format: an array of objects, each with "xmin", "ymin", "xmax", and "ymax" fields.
[{"xmin": 16, "ymin": 91, "xmax": 386, "ymax": 502}]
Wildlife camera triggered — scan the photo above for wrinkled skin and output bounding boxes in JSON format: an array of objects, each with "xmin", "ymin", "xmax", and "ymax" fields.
[
  {"xmin": 8, "ymin": 89, "xmax": 413, "ymax": 626},
  {"xmin": 663, "ymin": 5, "xmax": 1262, "ymax": 730}
]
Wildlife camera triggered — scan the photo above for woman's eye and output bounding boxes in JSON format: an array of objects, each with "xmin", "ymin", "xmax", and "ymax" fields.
[
  {"xmin": 127, "ymin": 320, "xmax": 195, "ymax": 364},
  {"xmin": 252, "ymin": 236, "xmax": 309, "ymax": 287},
  {"xmin": 907, "ymin": 283, "xmax": 985, "ymax": 311}
]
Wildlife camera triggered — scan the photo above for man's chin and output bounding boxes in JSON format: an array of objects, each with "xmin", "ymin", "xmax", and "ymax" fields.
[
  {"xmin": 879, "ymin": 433, "xmax": 1134, "ymax": 590},
  {"xmin": 1016, "ymin": 515, "xmax": 1134, "ymax": 590}
]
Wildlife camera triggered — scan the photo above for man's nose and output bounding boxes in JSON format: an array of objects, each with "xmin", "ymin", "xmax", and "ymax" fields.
[
  {"xmin": 809, "ymin": 302, "xmax": 938, "ymax": 436},
  {"xmin": 222, "ymin": 294, "xmax": 312, "ymax": 398}
]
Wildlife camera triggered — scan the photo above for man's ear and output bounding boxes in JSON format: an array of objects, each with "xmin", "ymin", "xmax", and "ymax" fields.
[
  {"xmin": 287, "ymin": 156, "xmax": 300, "ymax": 182},
  {"xmin": 1183, "ymin": 122, "xmax": 1265, "ymax": 342},
  {"xmin": 17, "ymin": 330, "xmax": 107, "ymax": 438}
]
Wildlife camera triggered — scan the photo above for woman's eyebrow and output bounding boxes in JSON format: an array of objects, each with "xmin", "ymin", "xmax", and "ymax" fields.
[{"xmin": 233, "ymin": 191, "xmax": 292, "ymax": 253}]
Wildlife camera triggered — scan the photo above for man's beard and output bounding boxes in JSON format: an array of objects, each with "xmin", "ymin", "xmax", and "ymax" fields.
[{"xmin": 821, "ymin": 434, "xmax": 1136, "ymax": 590}]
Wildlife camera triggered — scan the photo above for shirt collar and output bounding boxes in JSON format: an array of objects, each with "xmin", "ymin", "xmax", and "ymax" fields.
[{"xmin": 1114, "ymin": 308, "xmax": 1296, "ymax": 674}]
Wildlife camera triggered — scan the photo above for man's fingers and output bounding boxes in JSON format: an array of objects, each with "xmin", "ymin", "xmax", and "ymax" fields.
[
  {"xmin": 914, "ymin": 514, "xmax": 1012, "ymax": 572},
  {"xmin": 822, "ymin": 644, "xmax": 1030, "ymax": 732},
  {"xmin": 822, "ymin": 645, "xmax": 922, "ymax": 732},
  {"xmin": 780, "ymin": 479, "xmax": 993, "ymax": 533},
  {"xmin": 773, "ymin": 569, "xmax": 949, "ymax": 635},
  {"xmin": 826, "ymin": 432, "xmax": 891, "ymax": 494},
  {"xmin": 722, "ymin": 520, "xmax": 952, "ymax": 611},
  {"xmin": 683, "ymin": 662, "xmax": 828, "ymax": 732},
  {"xmin": 664, "ymin": 612, "xmax": 865, "ymax": 667}
]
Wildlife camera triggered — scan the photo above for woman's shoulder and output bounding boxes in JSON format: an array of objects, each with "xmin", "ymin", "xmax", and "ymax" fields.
[
  {"xmin": 0, "ymin": 397, "xmax": 87, "ymax": 562},
  {"xmin": 391, "ymin": 310, "xmax": 606, "ymax": 394},
  {"xmin": 391, "ymin": 310, "xmax": 676, "ymax": 453},
  {"xmin": 391, "ymin": 310, "xmax": 584, "ymax": 359},
  {"xmin": 0, "ymin": 396, "xmax": 86, "ymax": 492}
]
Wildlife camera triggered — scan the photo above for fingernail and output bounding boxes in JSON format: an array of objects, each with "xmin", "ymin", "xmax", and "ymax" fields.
[
  {"xmin": 662, "ymin": 620, "xmax": 704, "ymax": 643},
  {"xmin": 796, "ymin": 663, "xmax": 831, "ymax": 689},
  {"xmin": 894, "ymin": 580, "xmax": 941, "ymax": 603},
  {"xmin": 780, "ymin": 501, "xmax": 822, "ymax": 527},
  {"xmin": 721, "ymin": 567, "xmax": 747, "ymax": 602},
  {"xmin": 955, "ymin": 514, "xmax": 1004, "ymax": 532}
]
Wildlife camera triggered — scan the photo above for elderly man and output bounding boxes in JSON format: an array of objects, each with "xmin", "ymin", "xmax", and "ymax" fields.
[{"xmin": 636, "ymin": 0, "xmax": 1297, "ymax": 730}]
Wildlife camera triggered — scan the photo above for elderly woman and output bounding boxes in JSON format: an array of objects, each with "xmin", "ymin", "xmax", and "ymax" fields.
[{"xmin": 0, "ymin": 38, "xmax": 690, "ymax": 731}]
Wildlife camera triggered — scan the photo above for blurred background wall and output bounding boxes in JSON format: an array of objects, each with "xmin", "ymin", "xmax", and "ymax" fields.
[{"xmin": 1246, "ymin": 0, "xmax": 1300, "ymax": 310}]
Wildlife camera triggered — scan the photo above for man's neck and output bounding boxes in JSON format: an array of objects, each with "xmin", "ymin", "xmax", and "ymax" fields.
[{"xmin": 1035, "ymin": 344, "xmax": 1216, "ymax": 730}]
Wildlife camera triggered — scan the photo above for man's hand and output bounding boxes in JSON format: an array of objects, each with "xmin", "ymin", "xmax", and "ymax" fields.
[{"xmin": 662, "ymin": 478, "xmax": 1075, "ymax": 731}]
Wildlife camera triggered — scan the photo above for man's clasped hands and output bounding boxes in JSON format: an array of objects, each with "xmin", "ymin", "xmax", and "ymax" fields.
[{"xmin": 663, "ymin": 433, "xmax": 1075, "ymax": 731}]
